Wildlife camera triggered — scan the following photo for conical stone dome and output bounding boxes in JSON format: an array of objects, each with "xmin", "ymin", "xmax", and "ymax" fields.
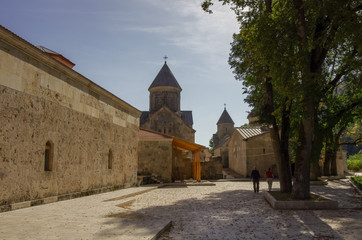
[{"xmin": 149, "ymin": 62, "xmax": 181, "ymax": 90}]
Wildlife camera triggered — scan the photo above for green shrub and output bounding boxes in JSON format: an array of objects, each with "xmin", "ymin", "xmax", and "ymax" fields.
[
  {"xmin": 347, "ymin": 153, "xmax": 362, "ymax": 172},
  {"xmin": 351, "ymin": 176, "xmax": 362, "ymax": 191}
]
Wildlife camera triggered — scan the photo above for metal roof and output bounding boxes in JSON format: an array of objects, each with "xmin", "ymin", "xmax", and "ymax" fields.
[
  {"xmin": 235, "ymin": 126, "xmax": 269, "ymax": 139},
  {"xmin": 148, "ymin": 62, "xmax": 182, "ymax": 90},
  {"xmin": 36, "ymin": 45, "xmax": 60, "ymax": 55}
]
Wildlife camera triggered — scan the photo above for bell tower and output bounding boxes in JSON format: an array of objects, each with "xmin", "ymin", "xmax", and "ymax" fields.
[{"xmin": 148, "ymin": 59, "xmax": 182, "ymax": 113}]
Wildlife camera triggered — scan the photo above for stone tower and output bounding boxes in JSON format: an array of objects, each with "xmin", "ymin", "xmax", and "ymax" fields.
[
  {"xmin": 212, "ymin": 106, "xmax": 235, "ymax": 168},
  {"xmin": 140, "ymin": 61, "xmax": 195, "ymax": 142},
  {"xmin": 149, "ymin": 62, "xmax": 182, "ymax": 113},
  {"xmin": 216, "ymin": 107, "xmax": 235, "ymax": 143}
]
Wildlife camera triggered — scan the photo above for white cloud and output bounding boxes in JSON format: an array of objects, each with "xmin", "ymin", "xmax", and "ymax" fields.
[
  {"xmin": 154, "ymin": 0, "xmax": 239, "ymax": 55},
  {"xmin": 116, "ymin": 0, "xmax": 239, "ymax": 66}
]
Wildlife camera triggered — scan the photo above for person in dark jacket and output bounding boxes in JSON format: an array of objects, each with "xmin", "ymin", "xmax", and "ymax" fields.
[{"xmin": 251, "ymin": 166, "xmax": 260, "ymax": 193}]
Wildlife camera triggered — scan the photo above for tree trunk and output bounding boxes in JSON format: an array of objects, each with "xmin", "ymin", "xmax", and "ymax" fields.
[
  {"xmin": 311, "ymin": 127, "xmax": 323, "ymax": 179},
  {"xmin": 265, "ymin": 76, "xmax": 293, "ymax": 192},
  {"xmin": 292, "ymin": 119, "xmax": 313, "ymax": 199},
  {"xmin": 331, "ymin": 151, "xmax": 338, "ymax": 176},
  {"xmin": 292, "ymin": 0, "xmax": 314, "ymax": 200},
  {"xmin": 325, "ymin": 134, "xmax": 341, "ymax": 176},
  {"xmin": 330, "ymin": 136, "xmax": 340, "ymax": 176},
  {"xmin": 310, "ymin": 161, "xmax": 321, "ymax": 180},
  {"xmin": 279, "ymin": 100, "xmax": 293, "ymax": 192},
  {"xmin": 323, "ymin": 151, "xmax": 332, "ymax": 176}
]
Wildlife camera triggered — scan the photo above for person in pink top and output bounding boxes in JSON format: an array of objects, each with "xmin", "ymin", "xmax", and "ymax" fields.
[{"xmin": 265, "ymin": 168, "xmax": 273, "ymax": 191}]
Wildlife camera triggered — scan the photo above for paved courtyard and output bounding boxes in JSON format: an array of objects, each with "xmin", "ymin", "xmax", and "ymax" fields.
[{"xmin": 0, "ymin": 179, "xmax": 361, "ymax": 240}]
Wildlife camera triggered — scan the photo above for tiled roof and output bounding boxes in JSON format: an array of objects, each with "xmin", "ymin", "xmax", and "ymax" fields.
[
  {"xmin": 140, "ymin": 112, "xmax": 149, "ymax": 125},
  {"xmin": 149, "ymin": 62, "xmax": 182, "ymax": 90},
  {"xmin": 139, "ymin": 129, "xmax": 172, "ymax": 140},
  {"xmin": 217, "ymin": 108, "xmax": 234, "ymax": 124},
  {"xmin": 36, "ymin": 45, "xmax": 75, "ymax": 68},
  {"xmin": 181, "ymin": 111, "xmax": 193, "ymax": 126},
  {"xmin": 235, "ymin": 126, "xmax": 269, "ymax": 139}
]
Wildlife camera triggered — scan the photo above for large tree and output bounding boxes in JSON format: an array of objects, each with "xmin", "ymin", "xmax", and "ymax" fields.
[{"xmin": 203, "ymin": 0, "xmax": 362, "ymax": 199}]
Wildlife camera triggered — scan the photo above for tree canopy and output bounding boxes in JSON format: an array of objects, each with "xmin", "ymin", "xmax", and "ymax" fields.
[{"xmin": 203, "ymin": 0, "xmax": 362, "ymax": 199}]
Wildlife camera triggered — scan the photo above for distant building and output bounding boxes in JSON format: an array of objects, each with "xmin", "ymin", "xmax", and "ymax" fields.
[
  {"xmin": 140, "ymin": 61, "xmax": 195, "ymax": 142},
  {"xmin": 0, "ymin": 25, "xmax": 141, "ymax": 209},
  {"xmin": 212, "ymin": 107, "xmax": 278, "ymax": 178},
  {"xmin": 228, "ymin": 126, "xmax": 277, "ymax": 177},
  {"xmin": 213, "ymin": 107, "xmax": 235, "ymax": 168},
  {"xmin": 138, "ymin": 62, "xmax": 204, "ymax": 182}
]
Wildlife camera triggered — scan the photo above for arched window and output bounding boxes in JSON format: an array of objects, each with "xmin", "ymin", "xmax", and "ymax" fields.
[
  {"xmin": 44, "ymin": 141, "xmax": 53, "ymax": 171},
  {"xmin": 108, "ymin": 149, "xmax": 113, "ymax": 169}
]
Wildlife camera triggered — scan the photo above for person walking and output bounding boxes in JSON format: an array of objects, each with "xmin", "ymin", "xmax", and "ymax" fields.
[
  {"xmin": 251, "ymin": 166, "xmax": 260, "ymax": 193},
  {"xmin": 265, "ymin": 168, "xmax": 273, "ymax": 191}
]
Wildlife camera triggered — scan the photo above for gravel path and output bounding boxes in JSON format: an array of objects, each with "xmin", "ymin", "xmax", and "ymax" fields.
[
  {"xmin": 132, "ymin": 180, "xmax": 362, "ymax": 240},
  {"xmin": 0, "ymin": 180, "xmax": 361, "ymax": 240}
]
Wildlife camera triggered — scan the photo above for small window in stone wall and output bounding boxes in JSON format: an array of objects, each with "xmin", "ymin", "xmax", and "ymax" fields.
[
  {"xmin": 108, "ymin": 149, "xmax": 113, "ymax": 169},
  {"xmin": 44, "ymin": 141, "xmax": 53, "ymax": 171},
  {"xmin": 263, "ymin": 148, "xmax": 266, "ymax": 154}
]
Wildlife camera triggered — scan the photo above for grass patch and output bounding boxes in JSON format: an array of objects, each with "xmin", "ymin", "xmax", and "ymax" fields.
[
  {"xmin": 351, "ymin": 176, "xmax": 362, "ymax": 191},
  {"xmin": 347, "ymin": 153, "xmax": 362, "ymax": 172},
  {"xmin": 269, "ymin": 191, "xmax": 329, "ymax": 201}
]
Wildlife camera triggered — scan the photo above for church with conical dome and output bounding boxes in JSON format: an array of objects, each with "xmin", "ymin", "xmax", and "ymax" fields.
[
  {"xmin": 213, "ymin": 106, "xmax": 235, "ymax": 168},
  {"xmin": 140, "ymin": 61, "xmax": 195, "ymax": 142}
]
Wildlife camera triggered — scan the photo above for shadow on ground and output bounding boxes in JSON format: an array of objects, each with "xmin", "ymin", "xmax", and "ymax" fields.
[{"xmin": 93, "ymin": 182, "xmax": 362, "ymax": 239}]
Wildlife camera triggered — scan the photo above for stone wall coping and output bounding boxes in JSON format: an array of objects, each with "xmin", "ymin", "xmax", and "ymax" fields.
[{"xmin": 264, "ymin": 191, "xmax": 339, "ymax": 210}]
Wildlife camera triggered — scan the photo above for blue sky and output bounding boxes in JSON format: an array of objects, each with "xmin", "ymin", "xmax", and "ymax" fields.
[{"xmin": 1, "ymin": 0, "xmax": 251, "ymax": 146}]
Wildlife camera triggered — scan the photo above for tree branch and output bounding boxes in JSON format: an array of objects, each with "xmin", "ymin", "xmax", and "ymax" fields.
[
  {"xmin": 352, "ymin": 4, "xmax": 362, "ymax": 12},
  {"xmin": 340, "ymin": 138, "xmax": 362, "ymax": 146},
  {"xmin": 265, "ymin": 0, "xmax": 272, "ymax": 12}
]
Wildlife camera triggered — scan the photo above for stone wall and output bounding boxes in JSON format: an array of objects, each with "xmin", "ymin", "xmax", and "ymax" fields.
[
  {"xmin": 0, "ymin": 28, "xmax": 141, "ymax": 206},
  {"xmin": 149, "ymin": 87, "xmax": 180, "ymax": 113},
  {"xmin": 229, "ymin": 132, "xmax": 247, "ymax": 177},
  {"xmin": 172, "ymin": 148, "xmax": 193, "ymax": 181},
  {"xmin": 137, "ymin": 140, "xmax": 173, "ymax": 182},
  {"xmin": 201, "ymin": 158, "xmax": 223, "ymax": 179},
  {"xmin": 336, "ymin": 149, "xmax": 347, "ymax": 177},
  {"xmin": 229, "ymin": 131, "xmax": 277, "ymax": 177},
  {"xmin": 217, "ymin": 123, "xmax": 234, "ymax": 142},
  {"xmin": 141, "ymin": 108, "xmax": 194, "ymax": 142},
  {"xmin": 245, "ymin": 133, "xmax": 277, "ymax": 177}
]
